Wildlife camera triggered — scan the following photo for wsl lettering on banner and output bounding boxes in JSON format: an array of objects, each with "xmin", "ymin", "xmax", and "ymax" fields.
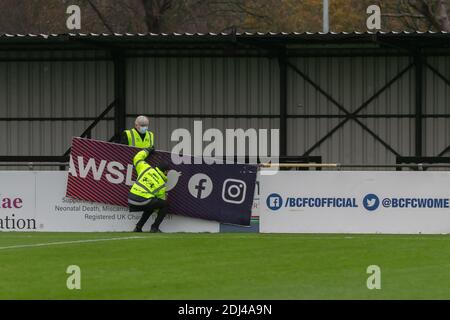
[
  {"xmin": 68, "ymin": 156, "xmax": 134, "ymax": 185},
  {"xmin": 67, "ymin": 138, "xmax": 257, "ymax": 225}
]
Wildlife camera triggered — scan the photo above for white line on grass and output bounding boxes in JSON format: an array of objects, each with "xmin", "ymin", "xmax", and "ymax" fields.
[
  {"xmin": 0, "ymin": 236, "xmax": 145, "ymax": 251},
  {"xmin": 129, "ymin": 234, "xmax": 450, "ymax": 241},
  {"xmin": 252, "ymin": 235, "xmax": 450, "ymax": 241},
  {"xmin": 1, "ymin": 234, "xmax": 449, "ymax": 251}
]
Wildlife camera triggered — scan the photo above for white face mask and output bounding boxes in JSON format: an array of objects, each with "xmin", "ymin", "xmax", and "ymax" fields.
[{"xmin": 139, "ymin": 126, "xmax": 148, "ymax": 134}]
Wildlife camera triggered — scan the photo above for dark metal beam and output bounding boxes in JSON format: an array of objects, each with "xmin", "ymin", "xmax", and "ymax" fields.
[
  {"xmin": 425, "ymin": 61, "xmax": 450, "ymax": 86},
  {"xmin": 414, "ymin": 52, "xmax": 424, "ymax": 157},
  {"xmin": 302, "ymin": 118, "xmax": 351, "ymax": 156},
  {"xmin": 285, "ymin": 61, "xmax": 350, "ymax": 115},
  {"xmin": 62, "ymin": 101, "xmax": 116, "ymax": 157},
  {"xmin": 4, "ymin": 113, "xmax": 448, "ymax": 122},
  {"xmin": 438, "ymin": 145, "xmax": 450, "ymax": 157},
  {"xmin": 353, "ymin": 63, "xmax": 414, "ymax": 116},
  {"xmin": 0, "ymin": 57, "xmax": 112, "ymax": 62},
  {"xmin": 113, "ymin": 51, "xmax": 127, "ymax": 137},
  {"xmin": 126, "ymin": 114, "xmax": 277, "ymax": 119},
  {"xmin": 0, "ymin": 117, "xmax": 114, "ymax": 121},
  {"xmin": 124, "ymin": 113, "xmax": 450, "ymax": 119},
  {"xmin": 397, "ymin": 156, "xmax": 450, "ymax": 164},
  {"xmin": 278, "ymin": 52, "xmax": 288, "ymax": 157}
]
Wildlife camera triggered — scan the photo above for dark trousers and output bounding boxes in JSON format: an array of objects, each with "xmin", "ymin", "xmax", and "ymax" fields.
[{"xmin": 129, "ymin": 198, "xmax": 168, "ymax": 230}]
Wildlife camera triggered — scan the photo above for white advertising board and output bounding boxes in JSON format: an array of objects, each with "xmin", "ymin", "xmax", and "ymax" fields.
[
  {"xmin": 251, "ymin": 178, "xmax": 260, "ymax": 218},
  {"xmin": 0, "ymin": 171, "xmax": 219, "ymax": 233},
  {"xmin": 260, "ymin": 171, "xmax": 450, "ymax": 234}
]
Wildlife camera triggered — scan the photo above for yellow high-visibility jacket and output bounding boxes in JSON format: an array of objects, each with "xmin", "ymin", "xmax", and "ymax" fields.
[
  {"xmin": 124, "ymin": 128, "xmax": 154, "ymax": 148},
  {"xmin": 129, "ymin": 149, "xmax": 167, "ymax": 200}
]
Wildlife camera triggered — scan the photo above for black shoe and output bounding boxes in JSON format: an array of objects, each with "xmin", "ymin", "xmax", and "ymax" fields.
[
  {"xmin": 149, "ymin": 227, "xmax": 162, "ymax": 233},
  {"xmin": 133, "ymin": 226, "xmax": 142, "ymax": 233}
]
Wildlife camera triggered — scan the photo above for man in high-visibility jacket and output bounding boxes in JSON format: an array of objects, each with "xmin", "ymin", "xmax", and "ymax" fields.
[
  {"xmin": 120, "ymin": 115, "xmax": 155, "ymax": 148},
  {"xmin": 128, "ymin": 147, "xmax": 169, "ymax": 233}
]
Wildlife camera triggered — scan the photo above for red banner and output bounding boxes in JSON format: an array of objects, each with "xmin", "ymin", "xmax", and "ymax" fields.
[{"xmin": 66, "ymin": 137, "xmax": 258, "ymax": 225}]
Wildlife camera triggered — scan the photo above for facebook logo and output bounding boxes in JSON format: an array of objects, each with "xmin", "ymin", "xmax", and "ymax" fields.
[
  {"xmin": 266, "ymin": 193, "xmax": 283, "ymax": 211},
  {"xmin": 188, "ymin": 173, "xmax": 213, "ymax": 199}
]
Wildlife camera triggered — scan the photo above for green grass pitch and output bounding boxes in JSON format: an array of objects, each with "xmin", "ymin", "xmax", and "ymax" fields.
[{"xmin": 0, "ymin": 232, "xmax": 449, "ymax": 299}]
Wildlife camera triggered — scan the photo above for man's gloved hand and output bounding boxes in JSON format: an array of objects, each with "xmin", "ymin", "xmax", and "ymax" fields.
[{"xmin": 145, "ymin": 146, "xmax": 155, "ymax": 155}]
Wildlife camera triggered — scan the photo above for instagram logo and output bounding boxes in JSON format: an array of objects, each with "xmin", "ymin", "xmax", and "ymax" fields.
[{"xmin": 222, "ymin": 179, "xmax": 247, "ymax": 204}]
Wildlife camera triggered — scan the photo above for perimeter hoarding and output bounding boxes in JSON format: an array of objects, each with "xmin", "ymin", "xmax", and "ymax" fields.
[
  {"xmin": 0, "ymin": 171, "xmax": 219, "ymax": 233},
  {"xmin": 261, "ymin": 171, "xmax": 450, "ymax": 234},
  {"xmin": 66, "ymin": 137, "xmax": 258, "ymax": 226}
]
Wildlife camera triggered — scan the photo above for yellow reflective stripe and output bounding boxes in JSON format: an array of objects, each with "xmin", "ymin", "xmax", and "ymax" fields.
[
  {"xmin": 133, "ymin": 183, "xmax": 164, "ymax": 197},
  {"xmin": 133, "ymin": 129, "xmax": 141, "ymax": 147},
  {"xmin": 150, "ymin": 131, "xmax": 154, "ymax": 147},
  {"xmin": 126, "ymin": 129, "xmax": 154, "ymax": 148},
  {"xmin": 125, "ymin": 130, "xmax": 134, "ymax": 146},
  {"xmin": 155, "ymin": 167, "xmax": 167, "ymax": 182},
  {"xmin": 130, "ymin": 129, "xmax": 152, "ymax": 148},
  {"xmin": 133, "ymin": 149, "xmax": 149, "ymax": 167},
  {"xmin": 135, "ymin": 175, "xmax": 164, "ymax": 195},
  {"xmin": 130, "ymin": 185, "xmax": 154, "ymax": 199},
  {"xmin": 151, "ymin": 184, "xmax": 166, "ymax": 195},
  {"xmin": 135, "ymin": 181, "xmax": 152, "ymax": 194},
  {"xmin": 135, "ymin": 161, "xmax": 149, "ymax": 176},
  {"xmin": 137, "ymin": 166, "xmax": 151, "ymax": 180},
  {"xmin": 127, "ymin": 129, "xmax": 138, "ymax": 147},
  {"xmin": 136, "ymin": 168, "xmax": 165, "ymax": 193}
]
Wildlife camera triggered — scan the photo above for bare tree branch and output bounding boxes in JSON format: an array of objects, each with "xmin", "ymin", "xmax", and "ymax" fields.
[
  {"xmin": 382, "ymin": 13, "xmax": 426, "ymax": 18},
  {"xmin": 86, "ymin": 0, "xmax": 114, "ymax": 33}
]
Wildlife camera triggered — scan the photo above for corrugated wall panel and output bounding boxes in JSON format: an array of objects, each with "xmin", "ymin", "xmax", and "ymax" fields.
[
  {"xmin": 0, "ymin": 61, "xmax": 114, "ymax": 118},
  {"xmin": 1, "ymin": 50, "xmax": 449, "ymax": 168},
  {"xmin": 125, "ymin": 56, "xmax": 281, "ymax": 160},
  {"xmin": 0, "ymin": 120, "xmax": 113, "ymax": 156},
  {"xmin": 0, "ymin": 51, "xmax": 114, "ymax": 158},
  {"xmin": 288, "ymin": 118, "xmax": 414, "ymax": 164},
  {"xmin": 126, "ymin": 57, "xmax": 279, "ymax": 116},
  {"xmin": 424, "ymin": 118, "xmax": 450, "ymax": 156},
  {"xmin": 287, "ymin": 56, "xmax": 416, "ymax": 163},
  {"xmin": 424, "ymin": 56, "xmax": 450, "ymax": 156},
  {"xmin": 288, "ymin": 56, "xmax": 414, "ymax": 115},
  {"xmin": 425, "ymin": 56, "xmax": 450, "ymax": 114}
]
